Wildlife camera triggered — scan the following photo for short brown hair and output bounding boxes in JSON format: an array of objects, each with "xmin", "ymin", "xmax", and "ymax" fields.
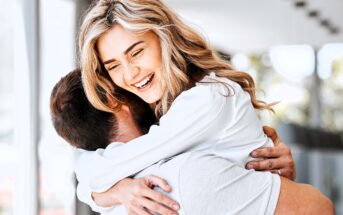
[
  {"xmin": 50, "ymin": 69, "xmax": 156, "ymax": 150},
  {"xmin": 50, "ymin": 69, "xmax": 116, "ymax": 150}
]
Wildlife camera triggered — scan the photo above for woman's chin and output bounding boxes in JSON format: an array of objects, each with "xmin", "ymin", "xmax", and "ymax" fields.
[
  {"xmin": 136, "ymin": 86, "xmax": 163, "ymax": 104},
  {"xmin": 142, "ymin": 96, "xmax": 160, "ymax": 105}
]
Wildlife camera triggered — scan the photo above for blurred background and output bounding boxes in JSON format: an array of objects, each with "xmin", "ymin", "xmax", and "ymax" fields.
[{"xmin": 0, "ymin": 0, "xmax": 342, "ymax": 214}]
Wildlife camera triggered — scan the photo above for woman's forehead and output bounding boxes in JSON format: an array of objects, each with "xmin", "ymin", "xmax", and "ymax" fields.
[{"xmin": 97, "ymin": 25, "xmax": 158, "ymax": 59}]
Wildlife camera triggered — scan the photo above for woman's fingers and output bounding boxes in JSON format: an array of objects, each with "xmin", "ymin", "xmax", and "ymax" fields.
[
  {"xmin": 144, "ymin": 175, "xmax": 172, "ymax": 192},
  {"xmin": 128, "ymin": 206, "xmax": 152, "ymax": 215},
  {"xmin": 139, "ymin": 197, "xmax": 178, "ymax": 215},
  {"xmin": 124, "ymin": 176, "xmax": 179, "ymax": 215},
  {"xmin": 142, "ymin": 185, "xmax": 180, "ymax": 212},
  {"xmin": 133, "ymin": 205, "xmax": 153, "ymax": 215},
  {"xmin": 114, "ymin": 177, "xmax": 179, "ymax": 215}
]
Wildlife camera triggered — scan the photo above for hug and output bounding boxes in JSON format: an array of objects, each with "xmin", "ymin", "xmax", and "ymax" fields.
[{"xmin": 50, "ymin": 0, "xmax": 334, "ymax": 214}]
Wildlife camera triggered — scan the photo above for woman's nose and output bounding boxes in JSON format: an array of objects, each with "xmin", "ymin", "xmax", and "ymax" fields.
[{"xmin": 123, "ymin": 64, "xmax": 139, "ymax": 83}]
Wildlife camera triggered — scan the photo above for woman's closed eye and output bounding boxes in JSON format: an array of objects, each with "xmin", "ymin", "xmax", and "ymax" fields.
[
  {"xmin": 107, "ymin": 49, "xmax": 144, "ymax": 71},
  {"xmin": 108, "ymin": 64, "xmax": 120, "ymax": 71},
  {"xmin": 131, "ymin": 48, "xmax": 144, "ymax": 58}
]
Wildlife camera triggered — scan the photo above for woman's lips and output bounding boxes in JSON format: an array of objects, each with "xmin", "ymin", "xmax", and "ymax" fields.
[{"xmin": 133, "ymin": 73, "xmax": 155, "ymax": 91}]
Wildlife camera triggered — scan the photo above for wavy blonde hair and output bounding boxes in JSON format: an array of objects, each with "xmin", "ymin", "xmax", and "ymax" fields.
[{"xmin": 79, "ymin": 0, "xmax": 273, "ymax": 117}]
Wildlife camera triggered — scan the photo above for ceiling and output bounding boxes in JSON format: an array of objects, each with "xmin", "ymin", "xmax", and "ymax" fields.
[{"xmin": 165, "ymin": 0, "xmax": 343, "ymax": 53}]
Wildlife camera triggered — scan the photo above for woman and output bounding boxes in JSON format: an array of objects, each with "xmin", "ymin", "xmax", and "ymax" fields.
[{"xmin": 74, "ymin": 0, "xmax": 326, "ymax": 214}]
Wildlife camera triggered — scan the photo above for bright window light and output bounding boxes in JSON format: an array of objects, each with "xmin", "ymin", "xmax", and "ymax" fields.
[
  {"xmin": 269, "ymin": 45, "xmax": 315, "ymax": 81},
  {"xmin": 318, "ymin": 43, "xmax": 343, "ymax": 80},
  {"xmin": 232, "ymin": 53, "xmax": 250, "ymax": 70},
  {"xmin": 267, "ymin": 83, "xmax": 308, "ymax": 105}
]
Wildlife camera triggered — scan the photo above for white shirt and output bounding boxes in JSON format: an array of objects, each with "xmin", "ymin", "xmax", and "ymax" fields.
[{"xmin": 74, "ymin": 73, "xmax": 279, "ymax": 214}]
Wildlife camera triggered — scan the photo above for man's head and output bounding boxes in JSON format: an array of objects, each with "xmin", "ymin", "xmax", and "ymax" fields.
[{"xmin": 50, "ymin": 69, "xmax": 156, "ymax": 151}]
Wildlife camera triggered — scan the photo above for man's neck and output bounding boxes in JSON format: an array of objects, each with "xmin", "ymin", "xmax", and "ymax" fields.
[{"xmin": 112, "ymin": 108, "xmax": 143, "ymax": 143}]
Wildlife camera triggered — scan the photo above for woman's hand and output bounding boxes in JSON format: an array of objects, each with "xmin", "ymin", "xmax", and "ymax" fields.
[
  {"xmin": 92, "ymin": 175, "xmax": 180, "ymax": 215},
  {"xmin": 246, "ymin": 126, "xmax": 296, "ymax": 180}
]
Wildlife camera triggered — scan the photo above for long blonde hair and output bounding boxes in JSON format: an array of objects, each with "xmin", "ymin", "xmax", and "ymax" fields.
[{"xmin": 79, "ymin": 0, "xmax": 273, "ymax": 117}]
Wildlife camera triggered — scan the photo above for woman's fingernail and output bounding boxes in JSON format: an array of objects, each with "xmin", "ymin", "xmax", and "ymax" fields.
[
  {"xmin": 247, "ymin": 164, "xmax": 253, "ymax": 169},
  {"xmin": 251, "ymin": 151, "xmax": 257, "ymax": 157},
  {"xmin": 173, "ymin": 204, "xmax": 179, "ymax": 210}
]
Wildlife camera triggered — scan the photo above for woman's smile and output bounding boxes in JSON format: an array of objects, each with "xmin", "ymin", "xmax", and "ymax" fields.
[{"xmin": 132, "ymin": 73, "xmax": 154, "ymax": 90}]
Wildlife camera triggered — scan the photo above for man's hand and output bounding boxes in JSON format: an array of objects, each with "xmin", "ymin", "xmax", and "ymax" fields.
[
  {"xmin": 246, "ymin": 126, "xmax": 296, "ymax": 180},
  {"xmin": 92, "ymin": 175, "xmax": 180, "ymax": 215}
]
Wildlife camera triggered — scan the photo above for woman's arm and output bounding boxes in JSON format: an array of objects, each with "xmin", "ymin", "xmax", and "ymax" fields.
[
  {"xmin": 87, "ymin": 176, "xmax": 180, "ymax": 215},
  {"xmin": 75, "ymin": 84, "xmax": 229, "ymax": 191},
  {"xmin": 246, "ymin": 126, "xmax": 296, "ymax": 180}
]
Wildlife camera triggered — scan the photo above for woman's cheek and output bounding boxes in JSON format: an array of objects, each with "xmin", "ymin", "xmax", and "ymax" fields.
[{"xmin": 110, "ymin": 73, "xmax": 122, "ymax": 87}]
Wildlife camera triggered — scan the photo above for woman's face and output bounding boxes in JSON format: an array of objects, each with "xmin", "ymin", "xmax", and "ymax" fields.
[{"xmin": 97, "ymin": 25, "xmax": 164, "ymax": 104}]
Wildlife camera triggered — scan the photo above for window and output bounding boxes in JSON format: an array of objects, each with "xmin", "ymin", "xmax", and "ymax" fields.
[
  {"xmin": 0, "ymin": 0, "xmax": 15, "ymax": 214},
  {"xmin": 39, "ymin": 0, "xmax": 77, "ymax": 214}
]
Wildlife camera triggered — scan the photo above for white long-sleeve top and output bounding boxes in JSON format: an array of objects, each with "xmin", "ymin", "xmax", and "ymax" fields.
[{"xmin": 74, "ymin": 73, "xmax": 277, "ymax": 212}]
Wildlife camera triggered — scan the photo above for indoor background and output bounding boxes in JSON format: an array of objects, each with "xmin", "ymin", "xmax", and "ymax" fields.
[{"xmin": 0, "ymin": 0, "xmax": 342, "ymax": 214}]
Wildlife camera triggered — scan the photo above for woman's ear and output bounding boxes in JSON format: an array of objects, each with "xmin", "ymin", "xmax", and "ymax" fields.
[
  {"xmin": 106, "ymin": 92, "xmax": 129, "ymax": 113},
  {"xmin": 106, "ymin": 93, "xmax": 119, "ymax": 109},
  {"xmin": 120, "ymin": 104, "xmax": 130, "ymax": 113}
]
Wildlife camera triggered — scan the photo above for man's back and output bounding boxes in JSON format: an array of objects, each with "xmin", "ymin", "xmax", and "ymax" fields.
[{"xmin": 106, "ymin": 151, "xmax": 279, "ymax": 215}]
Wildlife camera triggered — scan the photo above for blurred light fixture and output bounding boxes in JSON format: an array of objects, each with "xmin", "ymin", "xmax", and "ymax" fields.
[
  {"xmin": 232, "ymin": 53, "xmax": 250, "ymax": 71},
  {"xmin": 329, "ymin": 26, "xmax": 340, "ymax": 35},
  {"xmin": 320, "ymin": 19, "xmax": 331, "ymax": 27},
  {"xmin": 267, "ymin": 83, "xmax": 308, "ymax": 105},
  {"xmin": 269, "ymin": 45, "xmax": 315, "ymax": 82},
  {"xmin": 285, "ymin": 0, "xmax": 340, "ymax": 35},
  {"xmin": 294, "ymin": 1, "xmax": 306, "ymax": 8},
  {"xmin": 308, "ymin": 10, "xmax": 319, "ymax": 18}
]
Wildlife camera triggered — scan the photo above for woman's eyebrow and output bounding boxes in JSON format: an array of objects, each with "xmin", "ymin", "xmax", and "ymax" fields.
[
  {"xmin": 103, "ymin": 41, "xmax": 144, "ymax": 65},
  {"xmin": 124, "ymin": 41, "xmax": 144, "ymax": 55}
]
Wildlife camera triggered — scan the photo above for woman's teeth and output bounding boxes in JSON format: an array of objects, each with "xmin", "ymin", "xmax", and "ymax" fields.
[{"xmin": 134, "ymin": 74, "xmax": 154, "ymax": 89}]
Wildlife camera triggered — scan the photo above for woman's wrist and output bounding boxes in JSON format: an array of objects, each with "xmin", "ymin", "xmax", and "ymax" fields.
[{"xmin": 91, "ymin": 178, "xmax": 132, "ymax": 207}]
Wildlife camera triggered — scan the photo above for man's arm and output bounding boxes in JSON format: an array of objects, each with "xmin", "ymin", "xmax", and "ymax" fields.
[
  {"xmin": 275, "ymin": 177, "xmax": 334, "ymax": 214},
  {"xmin": 172, "ymin": 152, "xmax": 332, "ymax": 215}
]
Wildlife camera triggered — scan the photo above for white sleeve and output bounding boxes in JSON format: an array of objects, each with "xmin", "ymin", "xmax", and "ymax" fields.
[
  {"xmin": 75, "ymin": 84, "xmax": 231, "ymax": 194},
  {"xmin": 74, "ymin": 145, "xmax": 124, "ymax": 213},
  {"xmin": 76, "ymin": 181, "xmax": 116, "ymax": 213}
]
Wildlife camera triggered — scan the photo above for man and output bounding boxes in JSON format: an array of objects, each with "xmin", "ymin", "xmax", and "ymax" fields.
[{"xmin": 50, "ymin": 69, "xmax": 334, "ymax": 215}]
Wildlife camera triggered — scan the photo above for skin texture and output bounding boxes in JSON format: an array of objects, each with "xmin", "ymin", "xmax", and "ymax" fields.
[
  {"xmin": 275, "ymin": 177, "xmax": 334, "ymax": 215},
  {"xmin": 97, "ymin": 25, "xmax": 164, "ymax": 104},
  {"xmin": 107, "ymin": 99, "xmax": 143, "ymax": 143}
]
